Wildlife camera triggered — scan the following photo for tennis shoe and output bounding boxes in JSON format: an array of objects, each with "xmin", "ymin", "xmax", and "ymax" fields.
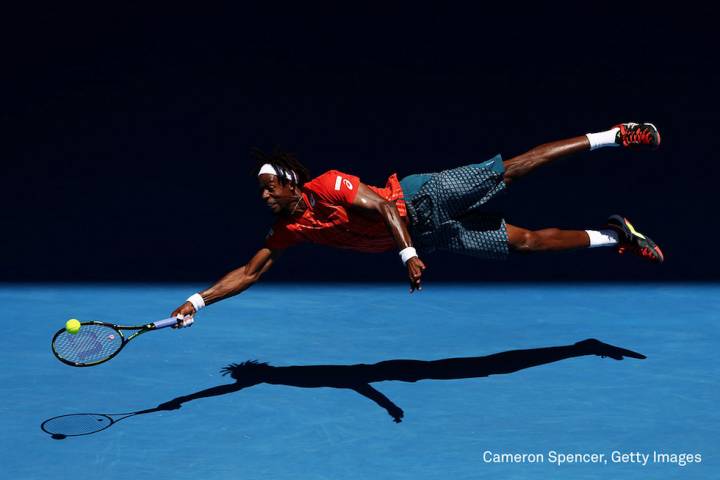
[
  {"xmin": 607, "ymin": 214, "xmax": 664, "ymax": 263},
  {"xmin": 613, "ymin": 122, "xmax": 661, "ymax": 150}
]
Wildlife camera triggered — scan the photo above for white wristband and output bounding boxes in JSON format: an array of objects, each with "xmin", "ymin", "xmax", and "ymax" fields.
[
  {"xmin": 399, "ymin": 247, "xmax": 418, "ymax": 265},
  {"xmin": 186, "ymin": 293, "xmax": 205, "ymax": 311}
]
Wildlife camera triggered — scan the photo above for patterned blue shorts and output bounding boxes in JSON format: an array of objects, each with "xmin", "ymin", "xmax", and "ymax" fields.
[{"xmin": 400, "ymin": 155, "xmax": 509, "ymax": 260}]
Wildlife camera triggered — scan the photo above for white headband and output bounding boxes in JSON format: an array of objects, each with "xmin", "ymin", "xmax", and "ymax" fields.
[{"xmin": 258, "ymin": 164, "xmax": 297, "ymax": 183}]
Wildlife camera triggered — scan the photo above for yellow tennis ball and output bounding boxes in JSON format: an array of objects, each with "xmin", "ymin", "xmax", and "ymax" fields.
[{"xmin": 65, "ymin": 319, "xmax": 81, "ymax": 335}]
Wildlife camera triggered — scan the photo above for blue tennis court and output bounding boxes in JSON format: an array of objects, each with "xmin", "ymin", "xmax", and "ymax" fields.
[{"xmin": 3, "ymin": 283, "xmax": 718, "ymax": 479}]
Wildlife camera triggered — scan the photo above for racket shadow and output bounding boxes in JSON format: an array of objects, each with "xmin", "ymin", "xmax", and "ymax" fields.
[{"xmin": 41, "ymin": 338, "xmax": 645, "ymax": 437}]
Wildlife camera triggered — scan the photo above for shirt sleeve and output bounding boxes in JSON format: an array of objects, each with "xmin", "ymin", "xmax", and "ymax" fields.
[
  {"xmin": 305, "ymin": 170, "xmax": 360, "ymax": 205},
  {"xmin": 264, "ymin": 223, "xmax": 298, "ymax": 250}
]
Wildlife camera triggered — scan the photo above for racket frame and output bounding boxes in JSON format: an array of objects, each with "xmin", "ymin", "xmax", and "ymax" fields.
[{"xmin": 51, "ymin": 318, "xmax": 177, "ymax": 367}]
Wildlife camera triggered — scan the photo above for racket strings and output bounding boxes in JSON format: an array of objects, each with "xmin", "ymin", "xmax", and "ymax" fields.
[
  {"xmin": 53, "ymin": 325, "xmax": 123, "ymax": 364},
  {"xmin": 42, "ymin": 414, "xmax": 114, "ymax": 436}
]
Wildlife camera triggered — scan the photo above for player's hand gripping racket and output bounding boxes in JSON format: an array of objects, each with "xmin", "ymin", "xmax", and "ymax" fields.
[{"xmin": 51, "ymin": 317, "xmax": 187, "ymax": 367}]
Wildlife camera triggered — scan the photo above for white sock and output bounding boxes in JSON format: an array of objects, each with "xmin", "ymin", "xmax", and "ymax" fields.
[
  {"xmin": 586, "ymin": 128, "xmax": 620, "ymax": 150},
  {"xmin": 585, "ymin": 229, "xmax": 619, "ymax": 248}
]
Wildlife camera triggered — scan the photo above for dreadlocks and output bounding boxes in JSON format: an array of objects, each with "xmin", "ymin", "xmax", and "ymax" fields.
[{"xmin": 252, "ymin": 147, "xmax": 311, "ymax": 187}]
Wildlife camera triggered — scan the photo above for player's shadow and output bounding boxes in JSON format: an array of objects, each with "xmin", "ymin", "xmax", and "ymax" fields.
[
  {"xmin": 155, "ymin": 338, "xmax": 645, "ymax": 423},
  {"xmin": 41, "ymin": 338, "xmax": 645, "ymax": 438}
]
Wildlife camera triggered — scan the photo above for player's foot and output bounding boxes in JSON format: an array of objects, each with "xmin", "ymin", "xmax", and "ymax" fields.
[
  {"xmin": 607, "ymin": 215, "xmax": 664, "ymax": 263},
  {"xmin": 613, "ymin": 122, "xmax": 661, "ymax": 149},
  {"xmin": 575, "ymin": 338, "xmax": 647, "ymax": 360}
]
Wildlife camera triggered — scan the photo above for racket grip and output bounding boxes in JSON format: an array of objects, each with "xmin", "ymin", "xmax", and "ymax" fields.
[{"xmin": 153, "ymin": 317, "xmax": 180, "ymax": 329}]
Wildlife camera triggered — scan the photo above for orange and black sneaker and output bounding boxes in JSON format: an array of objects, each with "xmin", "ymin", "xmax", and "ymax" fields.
[
  {"xmin": 614, "ymin": 122, "xmax": 661, "ymax": 150},
  {"xmin": 607, "ymin": 214, "xmax": 664, "ymax": 263}
]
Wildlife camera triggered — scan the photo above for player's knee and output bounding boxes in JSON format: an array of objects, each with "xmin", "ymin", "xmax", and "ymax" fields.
[
  {"xmin": 525, "ymin": 231, "xmax": 544, "ymax": 251},
  {"xmin": 510, "ymin": 230, "xmax": 535, "ymax": 252}
]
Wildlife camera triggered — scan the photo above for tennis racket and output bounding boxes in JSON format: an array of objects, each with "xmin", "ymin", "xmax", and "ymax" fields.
[
  {"xmin": 51, "ymin": 317, "xmax": 182, "ymax": 367},
  {"xmin": 41, "ymin": 408, "xmax": 159, "ymax": 439}
]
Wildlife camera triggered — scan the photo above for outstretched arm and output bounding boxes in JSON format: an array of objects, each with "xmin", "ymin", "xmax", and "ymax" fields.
[
  {"xmin": 171, "ymin": 247, "xmax": 283, "ymax": 319},
  {"xmin": 351, "ymin": 383, "xmax": 404, "ymax": 423},
  {"xmin": 351, "ymin": 183, "xmax": 426, "ymax": 293},
  {"xmin": 156, "ymin": 383, "xmax": 249, "ymax": 411}
]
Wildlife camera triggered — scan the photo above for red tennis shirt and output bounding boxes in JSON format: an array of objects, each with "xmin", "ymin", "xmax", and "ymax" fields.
[{"xmin": 264, "ymin": 170, "xmax": 407, "ymax": 252}]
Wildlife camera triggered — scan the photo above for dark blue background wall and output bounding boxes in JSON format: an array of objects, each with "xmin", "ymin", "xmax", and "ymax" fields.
[{"xmin": 4, "ymin": 6, "xmax": 718, "ymax": 282}]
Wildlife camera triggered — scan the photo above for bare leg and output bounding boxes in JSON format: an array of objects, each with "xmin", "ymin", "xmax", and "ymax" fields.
[
  {"xmin": 506, "ymin": 223, "xmax": 590, "ymax": 252},
  {"xmin": 503, "ymin": 136, "xmax": 590, "ymax": 185}
]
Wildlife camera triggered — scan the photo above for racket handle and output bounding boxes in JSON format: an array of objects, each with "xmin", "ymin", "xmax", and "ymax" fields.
[{"xmin": 153, "ymin": 317, "xmax": 179, "ymax": 329}]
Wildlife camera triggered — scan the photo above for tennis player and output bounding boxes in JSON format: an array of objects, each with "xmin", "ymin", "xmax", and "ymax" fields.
[{"xmin": 172, "ymin": 123, "xmax": 663, "ymax": 323}]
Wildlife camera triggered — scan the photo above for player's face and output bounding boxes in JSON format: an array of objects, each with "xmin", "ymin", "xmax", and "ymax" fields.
[{"xmin": 259, "ymin": 174, "xmax": 297, "ymax": 214}]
